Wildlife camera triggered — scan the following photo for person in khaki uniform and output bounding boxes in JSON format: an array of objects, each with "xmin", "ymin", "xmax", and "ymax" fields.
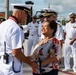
[{"xmin": 0, "ymin": 4, "xmax": 37, "ymax": 75}]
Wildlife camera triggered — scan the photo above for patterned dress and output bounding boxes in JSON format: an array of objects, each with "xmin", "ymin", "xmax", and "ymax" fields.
[{"xmin": 32, "ymin": 38, "xmax": 61, "ymax": 74}]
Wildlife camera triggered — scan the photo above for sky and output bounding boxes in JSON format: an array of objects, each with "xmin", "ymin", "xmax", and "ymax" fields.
[{"xmin": 0, "ymin": 0, "xmax": 76, "ymax": 19}]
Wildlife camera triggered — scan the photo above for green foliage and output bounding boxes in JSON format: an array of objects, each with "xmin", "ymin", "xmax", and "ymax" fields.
[{"xmin": 61, "ymin": 19, "xmax": 69, "ymax": 25}]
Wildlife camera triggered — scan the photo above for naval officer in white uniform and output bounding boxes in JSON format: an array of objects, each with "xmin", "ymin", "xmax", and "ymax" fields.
[
  {"xmin": 26, "ymin": 16, "xmax": 39, "ymax": 56},
  {"xmin": 38, "ymin": 14, "xmax": 45, "ymax": 41},
  {"xmin": 40, "ymin": 8, "xmax": 63, "ymax": 65},
  {"xmin": 63, "ymin": 13, "xmax": 76, "ymax": 73},
  {"xmin": 0, "ymin": 4, "xmax": 37, "ymax": 75}
]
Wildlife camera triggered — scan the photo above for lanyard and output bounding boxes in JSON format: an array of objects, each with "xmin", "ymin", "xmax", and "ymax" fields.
[{"xmin": 9, "ymin": 16, "xmax": 19, "ymax": 24}]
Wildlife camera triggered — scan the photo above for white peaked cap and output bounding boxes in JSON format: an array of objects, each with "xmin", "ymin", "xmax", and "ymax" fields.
[
  {"xmin": 11, "ymin": 3, "xmax": 33, "ymax": 15},
  {"xmin": 11, "ymin": 3, "xmax": 32, "ymax": 9}
]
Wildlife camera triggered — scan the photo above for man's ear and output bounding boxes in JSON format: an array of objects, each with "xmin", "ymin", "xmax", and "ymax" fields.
[{"xmin": 18, "ymin": 11, "xmax": 23, "ymax": 17}]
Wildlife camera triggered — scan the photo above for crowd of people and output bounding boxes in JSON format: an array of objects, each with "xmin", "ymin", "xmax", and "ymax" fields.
[
  {"xmin": 25, "ymin": 8, "xmax": 76, "ymax": 75},
  {"xmin": 0, "ymin": 2, "xmax": 76, "ymax": 75}
]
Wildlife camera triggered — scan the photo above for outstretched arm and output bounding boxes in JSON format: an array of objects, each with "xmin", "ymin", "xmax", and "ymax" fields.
[{"xmin": 12, "ymin": 48, "xmax": 38, "ymax": 68}]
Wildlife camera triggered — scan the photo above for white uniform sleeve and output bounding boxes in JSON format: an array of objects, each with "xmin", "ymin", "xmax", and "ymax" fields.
[
  {"xmin": 64, "ymin": 23, "xmax": 68, "ymax": 33},
  {"xmin": 57, "ymin": 42, "xmax": 62, "ymax": 59},
  {"xmin": 11, "ymin": 28, "xmax": 24, "ymax": 49},
  {"xmin": 58, "ymin": 26, "xmax": 64, "ymax": 40},
  {"xmin": 38, "ymin": 24, "xmax": 40, "ymax": 36},
  {"xmin": 26, "ymin": 23, "xmax": 30, "ymax": 31}
]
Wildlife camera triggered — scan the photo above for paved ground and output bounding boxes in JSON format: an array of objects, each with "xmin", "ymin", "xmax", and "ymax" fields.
[
  {"xmin": 23, "ymin": 39, "xmax": 76, "ymax": 75},
  {"xmin": 23, "ymin": 64, "xmax": 75, "ymax": 75}
]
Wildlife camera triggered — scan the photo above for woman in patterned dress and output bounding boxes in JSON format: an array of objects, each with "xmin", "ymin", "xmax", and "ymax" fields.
[{"xmin": 28, "ymin": 20, "xmax": 62, "ymax": 75}]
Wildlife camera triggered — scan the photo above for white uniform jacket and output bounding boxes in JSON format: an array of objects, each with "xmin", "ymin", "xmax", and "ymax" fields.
[
  {"xmin": 55, "ymin": 21, "xmax": 64, "ymax": 40},
  {"xmin": 0, "ymin": 19, "xmax": 24, "ymax": 75}
]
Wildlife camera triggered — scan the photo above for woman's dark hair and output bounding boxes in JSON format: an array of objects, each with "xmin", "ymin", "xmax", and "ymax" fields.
[{"xmin": 46, "ymin": 20, "xmax": 57, "ymax": 36}]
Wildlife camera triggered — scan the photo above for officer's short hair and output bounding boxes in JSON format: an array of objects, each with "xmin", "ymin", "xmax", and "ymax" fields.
[
  {"xmin": 32, "ymin": 15, "xmax": 37, "ymax": 19},
  {"xmin": 39, "ymin": 14, "xmax": 44, "ymax": 18}
]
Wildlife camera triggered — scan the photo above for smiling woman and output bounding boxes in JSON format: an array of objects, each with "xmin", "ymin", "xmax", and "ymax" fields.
[
  {"xmin": 42, "ymin": 21, "xmax": 57, "ymax": 37},
  {"xmin": 27, "ymin": 20, "xmax": 62, "ymax": 75}
]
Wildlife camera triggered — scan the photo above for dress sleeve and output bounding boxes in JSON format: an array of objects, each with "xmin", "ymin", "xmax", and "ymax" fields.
[{"xmin": 52, "ymin": 38, "xmax": 62, "ymax": 58}]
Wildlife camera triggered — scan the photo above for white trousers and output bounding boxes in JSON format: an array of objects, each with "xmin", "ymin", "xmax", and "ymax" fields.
[
  {"xmin": 0, "ymin": 56, "xmax": 23, "ymax": 75},
  {"xmin": 27, "ymin": 35, "xmax": 38, "ymax": 56},
  {"xmin": 64, "ymin": 38, "xmax": 76, "ymax": 71}
]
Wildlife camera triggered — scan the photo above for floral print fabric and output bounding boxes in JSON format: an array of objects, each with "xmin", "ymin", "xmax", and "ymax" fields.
[{"xmin": 32, "ymin": 38, "xmax": 61, "ymax": 74}]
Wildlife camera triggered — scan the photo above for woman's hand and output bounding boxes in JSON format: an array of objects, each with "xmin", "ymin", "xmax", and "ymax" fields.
[
  {"xmin": 41, "ymin": 56, "xmax": 58, "ymax": 66},
  {"xmin": 57, "ymin": 58, "xmax": 61, "ymax": 65},
  {"xmin": 26, "ymin": 56, "xmax": 38, "ymax": 68},
  {"xmin": 30, "ymin": 61, "xmax": 38, "ymax": 68}
]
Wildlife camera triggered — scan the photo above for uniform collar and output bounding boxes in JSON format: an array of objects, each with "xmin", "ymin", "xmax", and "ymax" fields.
[{"xmin": 9, "ymin": 15, "xmax": 19, "ymax": 24}]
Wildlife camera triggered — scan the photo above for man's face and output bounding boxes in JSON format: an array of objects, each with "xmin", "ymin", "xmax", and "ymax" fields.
[
  {"xmin": 53, "ymin": 15, "xmax": 57, "ymax": 21},
  {"xmin": 40, "ymin": 17, "xmax": 44, "ymax": 22},
  {"xmin": 48, "ymin": 15, "xmax": 55, "ymax": 21},
  {"xmin": 32, "ymin": 18, "xmax": 36, "ymax": 23},
  {"xmin": 70, "ymin": 17, "xmax": 75, "ymax": 23},
  {"xmin": 20, "ymin": 11, "xmax": 27, "ymax": 24}
]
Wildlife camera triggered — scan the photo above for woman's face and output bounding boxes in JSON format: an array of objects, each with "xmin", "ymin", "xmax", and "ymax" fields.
[{"xmin": 42, "ymin": 22, "xmax": 54, "ymax": 36}]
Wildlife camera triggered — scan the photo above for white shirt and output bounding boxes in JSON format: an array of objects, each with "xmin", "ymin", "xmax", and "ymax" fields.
[
  {"xmin": 38, "ymin": 21, "xmax": 45, "ymax": 40},
  {"xmin": 26, "ymin": 22, "xmax": 39, "ymax": 38},
  {"xmin": 64, "ymin": 21, "xmax": 76, "ymax": 48},
  {"xmin": 0, "ymin": 19, "xmax": 24, "ymax": 56},
  {"xmin": 55, "ymin": 21, "xmax": 64, "ymax": 40},
  {"xmin": 64, "ymin": 22, "xmax": 76, "ymax": 39}
]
